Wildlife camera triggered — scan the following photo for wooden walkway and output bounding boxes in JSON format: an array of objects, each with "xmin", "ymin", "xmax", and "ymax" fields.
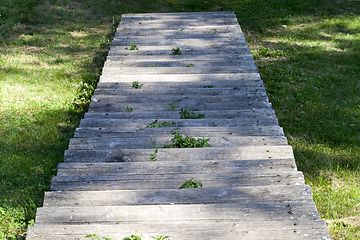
[{"xmin": 27, "ymin": 12, "xmax": 331, "ymax": 239}]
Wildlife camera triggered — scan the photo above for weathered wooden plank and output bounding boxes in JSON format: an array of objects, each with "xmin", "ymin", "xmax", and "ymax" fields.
[
  {"xmin": 78, "ymin": 118, "xmax": 278, "ymax": 129},
  {"xmin": 102, "ymin": 65, "xmax": 258, "ymax": 75},
  {"xmin": 56, "ymin": 158, "xmax": 297, "ymax": 177},
  {"xmin": 106, "ymin": 53, "xmax": 253, "ymax": 61},
  {"xmin": 121, "ymin": 11, "xmax": 236, "ymax": 18},
  {"xmin": 33, "ymin": 202, "xmax": 320, "ymax": 224},
  {"xmin": 64, "ymin": 145, "xmax": 295, "ymax": 162},
  {"xmin": 89, "ymin": 93, "xmax": 268, "ymax": 104},
  {"xmin": 74, "ymin": 126, "xmax": 285, "ymax": 138},
  {"xmin": 104, "ymin": 58, "xmax": 255, "ymax": 68},
  {"xmin": 112, "ymin": 35, "xmax": 246, "ymax": 45},
  {"xmin": 114, "ymin": 31, "xmax": 244, "ymax": 39},
  {"xmin": 119, "ymin": 15, "xmax": 238, "ymax": 23},
  {"xmin": 68, "ymin": 136, "xmax": 288, "ymax": 150},
  {"xmin": 87, "ymin": 101, "xmax": 272, "ymax": 113},
  {"xmin": 115, "ymin": 26, "xmax": 242, "ymax": 37},
  {"xmin": 83, "ymin": 108, "xmax": 276, "ymax": 119},
  {"xmin": 27, "ymin": 220, "xmax": 330, "ymax": 240},
  {"xmin": 44, "ymin": 185, "xmax": 312, "ymax": 207},
  {"xmin": 98, "ymin": 73, "xmax": 261, "ymax": 83},
  {"xmin": 108, "ymin": 47, "xmax": 251, "ymax": 56},
  {"xmin": 117, "ymin": 21, "xmax": 240, "ymax": 30},
  {"xmin": 50, "ymin": 172, "xmax": 305, "ymax": 191}
]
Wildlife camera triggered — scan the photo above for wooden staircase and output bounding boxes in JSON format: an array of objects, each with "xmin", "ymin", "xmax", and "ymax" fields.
[{"xmin": 26, "ymin": 12, "xmax": 331, "ymax": 240}]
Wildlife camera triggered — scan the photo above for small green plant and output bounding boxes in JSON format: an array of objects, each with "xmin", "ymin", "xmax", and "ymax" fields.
[
  {"xmin": 186, "ymin": 63, "xmax": 194, "ymax": 67},
  {"xmin": 85, "ymin": 234, "xmax": 113, "ymax": 240},
  {"xmin": 126, "ymin": 107, "xmax": 133, "ymax": 112},
  {"xmin": 167, "ymin": 102, "xmax": 179, "ymax": 111},
  {"xmin": 180, "ymin": 178, "xmax": 203, "ymax": 189},
  {"xmin": 123, "ymin": 234, "xmax": 142, "ymax": 240},
  {"xmin": 170, "ymin": 47, "xmax": 182, "ymax": 55},
  {"xmin": 132, "ymin": 81, "xmax": 141, "ymax": 89},
  {"xmin": 150, "ymin": 148, "xmax": 158, "ymax": 161},
  {"xmin": 204, "ymin": 85, "xmax": 214, "ymax": 88},
  {"xmin": 149, "ymin": 64, "xmax": 156, "ymax": 67},
  {"xmin": 150, "ymin": 136, "xmax": 158, "ymax": 148},
  {"xmin": 147, "ymin": 119, "xmax": 176, "ymax": 128},
  {"xmin": 211, "ymin": 28, "xmax": 217, "ymax": 34},
  {"xmin": 179, "ymin": 108, "xmax": 204, "ymax": 119},
  {"xmin": 151, "ymin": 236, "xmax": 170, "ymax": 240},
  {"xmin": 125, "ymin": 42, "xmax": 139, "ymax": 50},
  {"xmin": 164, "ymin": 130, "xmax": 211, "ymax": 148},
  {"xmin": 178, "ymin": 28, "xmax": 184, "ymax": 31}
]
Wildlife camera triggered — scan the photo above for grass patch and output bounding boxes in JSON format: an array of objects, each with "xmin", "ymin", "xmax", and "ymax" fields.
[{"xmin": 1, "ymin": 0, "xmax": 359, "ymax": 239}]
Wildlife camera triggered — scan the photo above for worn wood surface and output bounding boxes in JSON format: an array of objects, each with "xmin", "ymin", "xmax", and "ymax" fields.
[{"xmin": 27, "ymin": 11, "xmax": 330, "ymax": 240}]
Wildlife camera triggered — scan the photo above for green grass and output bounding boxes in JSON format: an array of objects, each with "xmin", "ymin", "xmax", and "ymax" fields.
[{"xmin": 0, "ymin": 0, "xmax": 359, "ymax": 239}]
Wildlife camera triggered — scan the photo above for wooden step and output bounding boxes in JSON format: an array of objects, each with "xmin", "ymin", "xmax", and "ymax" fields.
[
  {"xmin": 56, "ymin": 158, "xmax": 297, "ymax": 177},
  {"xmin": 43, "ymin": 185, "xmax": 313, "ymax": 207},
  {"xmin": 64, "ymin": 146, "xmax": 295, "ymax": 162},
  {"xmin": 32, "ymin": 202, "xmax": 321, "ymax": 224},
  {"xmin": 78, "ymin": 118, "xmax": 278, "ymax": 129},
  {"xmin": 98, "ymin": 73, "xmax": 261, "ymax": 83},
  {"xmin": 87, "ymin": 101, "xmax": 272, "ymax": 112},
  {"xmin": 83, "ymin": 109, "xmax": 277, "ymax": 119},
  {"xmin": 74, "ymin": 126, "xmax": 285, "ymax": 138},
  {"xmin": 27, "ymin": 219, "xmax": 330, "ymax": 240},
  {"xmin": 50, "ymin": 171, "xmax": 305, "ymax": 191},
  {"xmin": 68, "ymin": 136, "xmax": 289, "ymax": 150}
]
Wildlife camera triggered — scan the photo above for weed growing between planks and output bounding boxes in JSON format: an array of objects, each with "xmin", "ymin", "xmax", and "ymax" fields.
[
  {"xmin": 150, "ymin": 148, "xmax": 158, "ymax": 162},
  {"xmin": 85, "ymin": 233, "xmax": 113, "ymax": 240},
  {"xmin": 180, "ymin": 178, "xmax": 203, "ymax": 189},
  {"xmin": 132, "ymin": 81, "xmax": 141, "ymax": 89},
  {"xmin": 123, "ymin": 234, "xmax": 142, "ymax": 240},
  {"xmin": 151, "ymin": 236, "xmax": 170, "ymax": 240},
  {"xmin": 167, "ymin": 102, "xmax": 179, "ymax": 111},
  {"xmin": 170, "ymin": 47, "xmax": 182, "ymax": 55},
  {"xmin": 147, "ymin": 119, "xmax": 176, "ymax": 128},
  {"xmin": 125, "ymin": 42, "xmax": 139, "ymax": 50},
  {"xmin": 179, "ymin": 108, "xmax": 205, "ymax": 119},
  {"xmin": 164, "ymin": 130, "xmax": 211, "ymax": 148}
]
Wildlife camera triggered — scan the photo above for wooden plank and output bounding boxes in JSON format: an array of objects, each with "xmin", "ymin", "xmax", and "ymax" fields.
[
  {"xmin": 88, "ymin": 94, "xmax": 269, "ymax": 104},
  {"xmin": 67, "ymin": 136, "xmax": 289, "ymax": 150},
  {"xmin": 115, "ymin": 26, "xmax": 242, "ymax": 37},
  {"xmin": 104, "ymin": 58, "xmax": 255, "ymax": 68},
  {"xmin": 98, "ymin": 73, "xmax": 262, "ymax": 83},
  {"xmin": 121, "ymin": 12, "xmax": 236, "ymax": 18},
  {"xmin": 43, "ymin": 185, "xmax": 312, "ymax": 207},
  {"xmin": 73, "ymin": 126, "xmax": 285, "ymax": 138},
  {"xmin": 111, "ymin": 36, "xmax": 246, "ymax": 45},
  {"xmin": 93, "ymin": 86, "xmax": 267, "ymax": 96},
  {"xmin": 102, "ymin": 65, "xmax": 258, "ymax": 75},
  {"xmin": 33, "ymin": 202, "xmax": 320, "ymax": 224},
  {"xmin": 56, "ymin": 158, "xmax": 297, "ymax": 177},
  {"xmin": 50, "ymin": 172, "xmax": 305, "ymax": 191},
  {"xmin": 106, "ymin": 53, "xmax": 253, "ymax": 61},
  {"xmin": 27, "ymin": 219, "xmax": 331, "ymax": 240},
  {"xmin": 78, "ymin": 118, "xmax": 279, "ymax": 129},
  {"xmin": 87, "ymin": 101, "xmax": 272, "ymax": 113},
  {"xmin": 64, "ymin": 146, "xmax": 295, "ymax": 162},
  {"xmin": 108, "ymin": 47, "xmax": 251, "ymax": 56},
  {"xmin": 83, "ymin": 108, "xmax": 277, "ymax": 119}
]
